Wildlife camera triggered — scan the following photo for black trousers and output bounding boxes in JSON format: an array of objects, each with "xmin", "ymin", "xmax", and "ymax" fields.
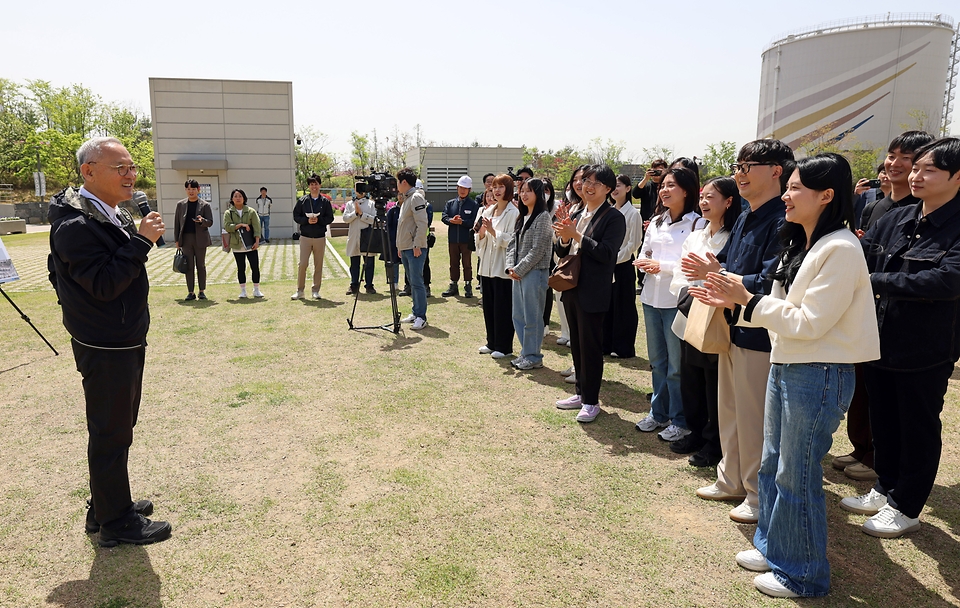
[
  {"xmin": 602, "ymin": 260, "xmax": 638, "ymax": 358},
  {"xmin": 864, "ymin": 362, "xmax": 953, "ymax": 518},
  {"xmin": 481, "ymin": 275, "xmax": 514, "ymax": 354},
  {"xmin": 349, "ymin": 255, "xmax": 375, "ymax": 287},
  {"xmin": 563, "ymin": 288, "xmax": 606, "ymax": 405},
  {"xmin": 845, "ymin": 363, "xmax": 874, "ymax": 467},
  {"xmin": 234, "ymin": 250, "xmax": 260, "ymax": 284},
  {"xmin": 72, "ymin": 339, "xmax": 145, "ymax": 527},
  {"xmin": 680, "ymin": 340, "xmax": 721, "ymax": 456}
]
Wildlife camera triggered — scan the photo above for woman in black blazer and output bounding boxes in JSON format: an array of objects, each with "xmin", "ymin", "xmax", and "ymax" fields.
[{"xmin": 552, "ymin": 164, "xmax": 626, "ymax": 422}]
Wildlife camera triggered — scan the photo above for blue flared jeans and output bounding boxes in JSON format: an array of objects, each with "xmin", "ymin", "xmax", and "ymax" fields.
[
  {"xmin": 400, "ymin": 249, "xmax": 427, "ymax": 320},
  {"xmin": 642, "ymin": 304, "xmax": 685, "ymax": 428},
  {"xmin": 754, "ymin": 362, "xmax": 854, "ymax": 597},
  {"xmin": 512, "ymin": 268, "xmax": 549, "ymax": 364}
]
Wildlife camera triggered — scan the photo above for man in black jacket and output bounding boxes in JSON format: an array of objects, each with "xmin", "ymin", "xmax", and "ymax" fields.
[
  {"xmin": 441, "ymin": 175, "xmax": 478, "ymax": 297},
  {"xmin": 842, "ymin": 137, "xmax": 960, "ymax": 538},
  {"xmin": 48, "ymin": 136, "xmax": 170, "ymax": 546},
  {"xmin": 292, "ymin": 173, "xmax": 334, "ymax": 299}
]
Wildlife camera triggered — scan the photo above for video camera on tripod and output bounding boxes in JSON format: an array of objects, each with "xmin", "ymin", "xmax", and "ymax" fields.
[{"xmin": 354, "ymin": 172, "xmax": 399, "ymax": 214}]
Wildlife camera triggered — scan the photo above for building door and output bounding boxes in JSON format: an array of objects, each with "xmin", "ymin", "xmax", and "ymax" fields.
[{"xmin": 189, "ymin": 175, "xmax": 221, "ymax": 235}]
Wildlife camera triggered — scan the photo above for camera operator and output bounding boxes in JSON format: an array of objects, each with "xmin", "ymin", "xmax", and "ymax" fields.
[
  {"xmin": 632, "ymin": 158, "xmax": 668, "ymax": 222},
  {"xmin": 395, "ymin": 168, "xmax": 430, "ymax": 330},
  {"xmin": 48, "ymin": 136, "xmax": 171, "ymax": 546}
]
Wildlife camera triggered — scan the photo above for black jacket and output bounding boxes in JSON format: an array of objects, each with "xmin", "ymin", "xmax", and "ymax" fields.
[
  {"xmin": 47, "ymin": 188, "xmax": 154, "ymax": 347},
  {"xmin": 555, "ymin": 202, "xmax": 626, "ymax": 313},
  {"xmin": 441, "ymin": 196, "xmax": 479, "ymax": 243},
  {"xmin": 859, "ymin": 193, "xmax": 919, "ymax": 232},
  {"xmin": 861, "ymin": 194, "xmax": 960, "ymax": 371},
  {"xmin": 293, "ymin": 194, "xmax": 334, "ymax": 238}
]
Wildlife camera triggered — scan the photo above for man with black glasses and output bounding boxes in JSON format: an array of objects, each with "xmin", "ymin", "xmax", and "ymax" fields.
[{"xmin": 682, "ymin": 139, "xmax": 795, "ymax": 525}]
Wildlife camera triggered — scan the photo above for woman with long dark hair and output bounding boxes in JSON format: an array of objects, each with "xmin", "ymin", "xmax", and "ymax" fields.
[
  {"xmin": 691, "ymin": 153, "xmax": 879, "ymax": 598},
  {"xmin": 670, "ymin": 176, "xmax": 741, "ymax": 466},
  {"xmin": 634, "ymin": 167, "xmax": 701, "ymax": 441},
  {"xmin": 602, "ymin": 174, "xmax": 644, "ymax": 358},
  {"xmin": 507, "ymin": 178, "xmax": 554, "ymax": 370},
  {"xmin": 553, "ymin": 164, "xmax": 626, "ymax": 422},
  {"xmin": 223, "ymin": 188, "xmax": 264, "ymax": 299},
  {"xmin": 476, "ymin": 174, "xmax": 519, "ymax": 359}
]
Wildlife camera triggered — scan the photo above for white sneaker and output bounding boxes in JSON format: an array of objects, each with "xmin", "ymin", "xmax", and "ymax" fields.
[
  {"xmin": 575, "ymin": 403, "xmax": 600, "ymax": 423},
  {"xmin": 555, "ymin": 394, "xmax": 582, "ymax": 410},
  {"xmin": 490, "ymin": 351, "xmax": 512, "ymax": 359},
  {"xmin": 730, "ymin": 499, "xmax": 760, "ymax": 524},
  {"xmin": 564, "ymin": 373, "xmax": 577, "ymax": 384},
  {"xmin": 736, "ymin": 549, "xmax": 771, "ymax": 572},
  {"xmin": 840, "ymin": 488, "xmax": 887, "ymax": 516},
  {"xmin": 411, "ymin": 317, "xmax": 428, "ymax": 331},
  {"xmin": 239, "ymin": 287, "xmax": 248, "ymax": 298},
  {"xmin": 560, "ymin": 366, "xmax": 575, "ymax": 377},
  {"xmin": 400, "ymin": 313, "xmax": 416, "ymax": 323},
  {"xmin": 696, "ymin": 483, "xmax": 746, "ymax": 502},
  {"xmin": 311, "ymin": 290, "xmax": 321, "ymax": 299},
  {"xmin": 478, "ymin": 345, "xmax": 493, "ymax": 354},
  {"xmin": 658, "ymin": 424, "xmax": 691, "ymax": 442},
  {"xmin": 556, "ymin": 337, "xmax": 569, "ymax": 346},
  {"xmin": 754, "ymin": 572, "xmax": 798, "ymax": 598},
  {"xmin": 253, "ymin": 287, "xmax": 264, "ymax": 298},
  {"xmin": 862, "ymin": 505, "xmax": 920, "ymax": 538},
  {"xmin": 291, "ymin": 290, "xmax": 304, "ymax": 300},
  {"xmin": 635, "ymin": 414, "xmax": 668, "ymax": 432}
]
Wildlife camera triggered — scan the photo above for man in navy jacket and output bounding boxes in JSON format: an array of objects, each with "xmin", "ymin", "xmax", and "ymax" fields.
[{"xmin": 441, "ymin": 175, "xmax": 478, "ymax": 298}]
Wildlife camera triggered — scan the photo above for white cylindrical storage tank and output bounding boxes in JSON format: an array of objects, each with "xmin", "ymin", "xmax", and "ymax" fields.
[{"xmin": 758, "ymin": 13, "xmax": 958, "ymax": 151}]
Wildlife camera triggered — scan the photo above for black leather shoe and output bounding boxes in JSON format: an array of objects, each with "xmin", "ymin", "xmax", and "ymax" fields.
[
  {"xmin": 669, "ymin": 435, "xmax": 703, "ymax": 454},
  {"xmin": 365, "ymin": 285, "xmax": 377, "ymax": 294},
  {"xmin": 688, "ymin": 451, "xmax": 722, "ymax": 468},
  {"xmin": 197, "ymin": 292, "xmax": 207, "ymax": 300},
  {"xmin": 98, "ymin": 513, "xmax": 171, "ymax": 547},
  {"xmin": 184, "ymin": 293, "xmax": 197, "ymax": 301},
  {"xmin": 86, "ymin": 499, "xmax": 155, "ymax": 534}
]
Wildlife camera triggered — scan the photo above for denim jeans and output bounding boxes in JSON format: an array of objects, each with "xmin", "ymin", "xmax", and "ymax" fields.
[
  {"xmin": 512, "ymin": 268, "xmax": 548, "ymax": 364},
  {"xmin": 642, "ymin": 304, "xmax": 685, "ymax": 428},
  {"xmin": 259, "ymin": 215, "xmax": 270, "ymax": 241},
  {"xmin": 400, "ymin": 249, "xmax": 427, "ymax": 320},
  {"xmin": 754, "ymin": 363, "xmax": 854, "ymax": 597}
]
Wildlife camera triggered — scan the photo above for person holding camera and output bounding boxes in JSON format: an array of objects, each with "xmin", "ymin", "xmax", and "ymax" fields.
[
  {"xmin": 292, "ymin": 174, "xmax": 334, "ymax": 300},
  {"xmin": 343, "ymin": 191, "xmax": 377, "ymax": 295},
  {"xmin": 174, "ymin": 179, "xmax": 214, "ymax": 301},
  {"xmin": 633, "ymin": 158, "xmax": 668, "ymax": 222},
  {"xmin": 395, "ymin": 168, "xmax": 430, "ymax": 330},
  {"xmin": 223, "ymin": 188, "xmax": 263, "ymax": 299},
  {"xmin": 441, "ymin": 175, "xmax": 478, "ymax": 298}
]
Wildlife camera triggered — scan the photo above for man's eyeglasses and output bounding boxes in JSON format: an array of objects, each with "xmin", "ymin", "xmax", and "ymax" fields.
[
  {"xmin": 88, "ymin": 162, "xmax": 139, "ymax": 176},
  {"xmin": 730, "ymin": 162, "xmax": 777, "ymax": 174},
  {"xmin": 582, "ymin": 179, "xmax": 602, "ymax": 189}
]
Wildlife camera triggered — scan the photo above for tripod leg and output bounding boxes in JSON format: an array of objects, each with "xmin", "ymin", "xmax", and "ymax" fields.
[{"xmin": 0, "ymin": 286, "xmax": 59, "ymax": 356}]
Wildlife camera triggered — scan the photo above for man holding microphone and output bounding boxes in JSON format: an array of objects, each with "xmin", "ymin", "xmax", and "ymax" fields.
[{"xmin": 48, "ymin": 136, "xmax": 172, "ymax": 546}]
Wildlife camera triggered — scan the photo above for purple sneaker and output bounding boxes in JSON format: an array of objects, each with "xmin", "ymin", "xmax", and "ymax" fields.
[
  {"xmin": 576, "ymin": 403, "xmax": 600, "ymax": 423},
  {"xmin": 555, "ymin": 394, "xmax": 582, "ymax": 410}
]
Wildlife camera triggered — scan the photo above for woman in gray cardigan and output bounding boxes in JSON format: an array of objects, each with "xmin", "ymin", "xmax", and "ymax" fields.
[{"xmin": 507, "ymin": 178, "xmax": 554, "ymax": 370}]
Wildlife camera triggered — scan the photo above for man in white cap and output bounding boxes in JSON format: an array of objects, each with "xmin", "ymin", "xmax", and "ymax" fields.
[{"xmin": 440, "ymin": 175, "xmax": 479, "ymax": 297}]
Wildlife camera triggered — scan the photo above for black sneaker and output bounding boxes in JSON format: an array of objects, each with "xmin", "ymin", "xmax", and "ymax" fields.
[
  {"xmin": 197, "ymin": 292, "xmax": 207, "ymax": 300},
  {"xmin": 184, "ymin": 293, "xmax": 196, "ymax": 301},
  {"xmin": 98, "ymin": 513, "xmax": 172, "ymax": 547},
  {"xmin": 688, "ymin": 451, "xmax": 722, "ymax": 468},
  {"xmin": 398, "ymin": 288, "xmax": 411, "ymax": 297},
  {"xmin": 669, "ymin": 434, "xmax": 704, "ymax": 455},
  {"xmin": 365, "ymin": 285, "xmax": 377, "ymax": 294},
  {"xmin": 346, "ymin": 284, "xmax": 358, "ymax": 295},
  {"xmin": 86, "ymin": 498, "xmax": 155, "ymax": 534}
]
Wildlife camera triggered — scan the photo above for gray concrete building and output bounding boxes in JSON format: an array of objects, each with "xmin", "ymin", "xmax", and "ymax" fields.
[
  {"xmin": 409, "ymin": 146, "xmax": 525, "ymax": 205},
  {"xmin": 149, "ymin": 78, "xmax": 297, "ymax": 239}
]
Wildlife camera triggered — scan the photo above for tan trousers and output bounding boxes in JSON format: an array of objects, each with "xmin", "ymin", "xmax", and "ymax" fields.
[
  {"xmin": 715, "ymin": 343, "xmax": 771, "ymax": 508},
  {"xmin": 298, "ymin": 236, "xmax": 326, "ymax": 292}
]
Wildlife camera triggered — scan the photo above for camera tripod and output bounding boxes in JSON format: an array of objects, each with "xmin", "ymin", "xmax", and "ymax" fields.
[
  {"xmin": 0, "ymin": 285, "xmax": 59, "ymax": 355},
  {"xmin": 346, "ymin": 201, "xmax": 401, "ymax": 334}
]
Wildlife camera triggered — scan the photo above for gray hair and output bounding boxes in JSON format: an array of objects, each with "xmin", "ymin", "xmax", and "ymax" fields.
[{"xmin": 76, "ymin": 136, "xmax": 123, "ymax": 165}]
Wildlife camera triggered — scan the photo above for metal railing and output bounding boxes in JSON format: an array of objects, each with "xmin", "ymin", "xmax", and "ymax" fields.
[{"xmin": 766, "ymin": 13, "xmax": 956, "ymax": 50}]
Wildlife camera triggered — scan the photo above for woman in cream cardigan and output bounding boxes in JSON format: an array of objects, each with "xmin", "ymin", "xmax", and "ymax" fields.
[
  {"xmin": 475, "ymin": 174, "xmax": 519, "ymax": 359},
  {"xmin": 691, "ymin": 153, "xmax": 880, "ymax": 599}
]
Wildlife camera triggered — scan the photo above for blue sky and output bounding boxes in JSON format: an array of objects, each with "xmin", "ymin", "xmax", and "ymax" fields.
[{"xmin": 6, "ymin": 1, "xmax": 959, "ymax": 162}]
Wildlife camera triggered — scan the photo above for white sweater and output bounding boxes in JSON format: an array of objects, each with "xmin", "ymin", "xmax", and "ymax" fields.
[{"xmin": 739, "ymin": 229, "xmax": 880, "ymax": 364}]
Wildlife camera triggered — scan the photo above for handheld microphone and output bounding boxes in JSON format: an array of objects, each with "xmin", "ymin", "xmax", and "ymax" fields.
[{"xmin": 133, "ymin": 191, "xmax": 164, "ymax": 247}]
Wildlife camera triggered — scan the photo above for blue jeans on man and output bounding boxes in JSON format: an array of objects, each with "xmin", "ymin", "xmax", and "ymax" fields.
[
  {"xmin": 259, "ymin": 215, "xmax": 270, "ymax": 242},
  {"xmin": 754, "ymin": 362, "xmax": 854, "ymax": 597},
  {"xmin": 400, "ymin": 249, "xmax": 427, "ymax": 320},
  {"xmin": 511, "ymin": 268, "xmax": 548, "ymax": 364},
  {"xmin": 642, "ymin": 304, "xmax": 685, "ymax": 428}
]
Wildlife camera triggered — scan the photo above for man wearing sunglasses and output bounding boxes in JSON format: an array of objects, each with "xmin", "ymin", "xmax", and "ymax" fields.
[
  {"xmin": 681, "ymin": 139, "xmax": 795, "ymax": 525},
  {"xmin": 48, "ymin": 136, "xmax": 172, "ymax": 546}
]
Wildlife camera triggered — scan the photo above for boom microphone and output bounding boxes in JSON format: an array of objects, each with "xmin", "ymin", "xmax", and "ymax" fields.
[{"xmin": 132, "ymin": 191, "xmax": 164, "ymax": 247}]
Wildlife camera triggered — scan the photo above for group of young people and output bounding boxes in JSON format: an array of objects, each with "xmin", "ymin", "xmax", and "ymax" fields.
[{"xmin": 453, "ymin": 133, "xmax": 960, "ymax": 600}]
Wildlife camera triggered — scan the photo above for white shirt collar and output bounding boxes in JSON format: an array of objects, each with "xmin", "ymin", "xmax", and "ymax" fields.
[{"xmin": 79, "ymin": 186, "xmax": 122, "ymax": 228}]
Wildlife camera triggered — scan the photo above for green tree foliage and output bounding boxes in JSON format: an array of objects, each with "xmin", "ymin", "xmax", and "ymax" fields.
[
  {"xmin": 700, "ymin": 141, "xmax": 738, "ymax": 182},
  {"xmin": 639, "ymin": 145, "xmax": 675, "ymax": 165},
  {"xmin": 587, "ymin": 138, "xmax": 630, "ymax": 173},
  {"xmin": 349, "ymin": 131, "xmax": 371, "ymax": 174},
  {"xmin": 295, "ymin": 126, "xmax": 337, "ymax": 191},
  {"xmin": 798, "ymin": 126, "xmax": 883, "ymax": 182}
]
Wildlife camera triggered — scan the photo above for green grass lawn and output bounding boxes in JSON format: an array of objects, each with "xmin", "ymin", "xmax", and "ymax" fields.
[{"xmin": 0, "ymin": 230, "xmax": 958, "ymax": 607}]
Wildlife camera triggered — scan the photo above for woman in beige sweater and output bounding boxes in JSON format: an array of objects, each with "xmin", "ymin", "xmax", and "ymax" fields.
[{"xmin": 691, "ymin": 153, "xmax": 880, "ymax": 599}]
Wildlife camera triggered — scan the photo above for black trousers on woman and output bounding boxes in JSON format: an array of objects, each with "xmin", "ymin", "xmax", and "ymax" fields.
[
  {"xmin": 679, "ymin": 340, "xmax": 721, "ymax": 457},
  {"xmin": 480, "ymin": 275, "xmax": 514, "ymax": 354},
  {"xmin": 563, "ymin": 288, "xmax": 606, "ymax": 405},
  {"xmin": 602, "ymin": 260, "xmax": 638, "ymax": 358},
  {"xmin": 234, "ymin": 250, "xmax": 260, "ymax": 284}
]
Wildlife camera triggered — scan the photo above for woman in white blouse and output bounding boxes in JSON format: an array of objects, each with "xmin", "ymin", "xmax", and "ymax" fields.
[
  {"xmin": 634, "ymin": 167, "xmax": 701, "ymax": 442},
  {"xmin": 669, "ymin": 176, "xmax": 741, "ymax": 466},
  {"xmin": 476, "ymin": 174, "xmax": 520, "ymax": 359}
]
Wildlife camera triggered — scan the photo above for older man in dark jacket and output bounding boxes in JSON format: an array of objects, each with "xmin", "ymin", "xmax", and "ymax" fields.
[
  {"xmin": 48, "ymin": 136, "xmax": 171, "ymax": 546},
  {"xmin": 441, "ymin": 175, "xmax": 479, "ymax": 297}
]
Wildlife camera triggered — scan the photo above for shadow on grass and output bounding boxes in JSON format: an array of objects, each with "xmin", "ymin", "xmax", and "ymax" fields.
[
  {"xmin": 174, "ymin": 299, "xmax": 219, "ymax": 308},
  {"xmin": 291, "ymin": 298, "xmax": 344, "ymax": 309},
  {"xmin": 0, "ymin": 352, "xmax": 59, "ymax": 375},
  {"xmin": 576, "ymin": 410, "xmax": 699, "ymax": 460},
  {"xmin": 47, "ymin": 536, "xmax": 161, "ymax": 608}
]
